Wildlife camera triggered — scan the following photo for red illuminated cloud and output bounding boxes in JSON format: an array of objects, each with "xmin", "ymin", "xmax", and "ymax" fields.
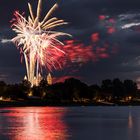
[
  {"xmin": 63, "ymin": 40, "xmax": 97, "ymax": 63},
  {"xmin": 99, "ymin": 15, "xmax": 106, "ymax": 20},
  {"xmin": 107, "ymin": 27, "xmax": 116, "ymax": 34},
  {"xmin": 48, "ymin": 30, "xmax": 117, "ymax": 71},
  {"xmin": 42, "ymin": 14, "xmax": 119, "ymax": 71},
  {"xmin": 46, "ymin": 14, "xmax": 119, "ymax": 73},
  {"xmin": 95, "ymin": 45, "xmax": 110, "ymax": 59},
  {"xmin": 109, "ymin": 18, "xmax": 116, "ymax": 24},
  {"xmin": 63, "ymin": 39, "xmax": 114, "ymax": 64},
  {"xmin": 91, "ymin": 33, "xmax": 100, "ymax": 43},
  {"xmin": 53, "ymin": 76, "xmax": 80, "ymax": 83},
  {"xmin": 98, "ymin": 15, "xmax": 117, "ymax": 35}
]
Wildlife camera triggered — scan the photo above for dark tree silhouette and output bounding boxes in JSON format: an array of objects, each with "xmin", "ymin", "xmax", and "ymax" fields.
[
  {"xmin": 0, "ymin": 81, "xmax": 7, "ymax": 97},
  {"xmin": 0, "ymin": 77, "xmax": 139, "ymax": 105},
  {"xmin": 101, "ymin": 79, "xmax": 113, "ymax": 99},
  {"xmin": 89, "ymin": 84, "xmax": 101, "ymax": 99},
  {"xmin": 124, "ymin": 80, "xmax": 137, "ymax": 97},
  {"xmin": 113, "ymin": 78, "xmax": 125, "ymax": 99}
]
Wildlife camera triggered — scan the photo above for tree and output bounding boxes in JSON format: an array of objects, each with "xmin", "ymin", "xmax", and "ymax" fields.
[
  {"xmin": 38, "ymin": 79, "xmax": 48, "ymax": 98},
  {"xmin": 113, "ymin": 78, "xmax": 125, "ymax": 98},
  {"xmin": 124, "ymin": 80, "xmax": 137, "ymax": 97},
  {"xmin": 101, "ymin": 79, "xmax": 113, "ymax": 96},
  {"xmin": 64, "ymin": 78, "xmax": 89, "ymax": 100},
  {"xmin": 0, "ymin": 81, "xmax": 7, "ymax": 97},
  {"xmin": 89, "ymin": 84, "xmax": 101, "ymax": 99}
]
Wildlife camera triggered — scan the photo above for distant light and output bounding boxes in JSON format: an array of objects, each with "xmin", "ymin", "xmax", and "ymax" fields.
[
  {"xmin": 0, "ymin": 96, "xmax": 3, "ymax": 101},
  {"xmin": 28, "ymin": 92, "xmax": 33, "ymax": 97}
]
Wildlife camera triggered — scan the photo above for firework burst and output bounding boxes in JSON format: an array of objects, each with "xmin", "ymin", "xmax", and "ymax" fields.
[{"xmin": 11, "ymin": 0, "xmax": 71, "ymax": 86}]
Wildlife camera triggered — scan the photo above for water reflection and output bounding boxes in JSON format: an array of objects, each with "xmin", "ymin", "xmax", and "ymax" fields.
[
  {"xmin": 0, "ymin": 107, "xmax": 70, "ymax": 140},
  {"xmin": 2, "ymin": 107, "xmax": 140, "ymax": 140},
  {"xmin": 128, "ymin": 111, "xmax": 133, "ymax": 129}
]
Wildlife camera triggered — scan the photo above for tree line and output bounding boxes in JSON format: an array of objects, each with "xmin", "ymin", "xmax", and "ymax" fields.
[{"xmin": 0, "ymin": 78, "xmax": 139, "ymax": 105}]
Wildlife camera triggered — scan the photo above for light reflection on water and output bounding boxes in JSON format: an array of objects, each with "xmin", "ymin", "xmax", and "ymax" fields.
[
  {"xmin": 1, "ymin": 107, "xmax": 140, "ymax": 140},
  {"xmin": 0, "ymin": 107, "xmax": 70, "ymax": 140}
]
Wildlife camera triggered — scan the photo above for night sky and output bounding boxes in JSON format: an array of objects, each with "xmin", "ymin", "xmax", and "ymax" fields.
[{"xmin": 0, "ymin": 0, "xmax": 140, "ymax": 85}]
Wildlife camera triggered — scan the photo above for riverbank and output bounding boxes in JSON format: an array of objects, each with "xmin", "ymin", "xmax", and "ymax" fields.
[{"xmin": 1, "ymin": 100, "xmax": 140, "ymax": 107}]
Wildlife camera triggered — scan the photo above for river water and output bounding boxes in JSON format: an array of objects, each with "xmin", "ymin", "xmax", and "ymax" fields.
[{"xmin": 0, "ymin": 106, "xmax": 140, "ymax": 140}]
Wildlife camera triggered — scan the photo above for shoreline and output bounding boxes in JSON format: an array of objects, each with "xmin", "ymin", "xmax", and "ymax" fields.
[{"xmin": 0, "ymin": 100, "xmax": 140, "ymax": 107}]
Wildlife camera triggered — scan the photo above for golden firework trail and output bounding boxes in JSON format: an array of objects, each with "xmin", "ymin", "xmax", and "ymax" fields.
[{"xmin": 11, "ymin": 0, "xmax": 71, "ymax": 86}]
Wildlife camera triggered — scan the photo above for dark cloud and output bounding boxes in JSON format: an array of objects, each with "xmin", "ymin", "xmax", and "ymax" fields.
[{"xmin": 0, "ymin": 0, "xmax": 140, "ymax": 84}]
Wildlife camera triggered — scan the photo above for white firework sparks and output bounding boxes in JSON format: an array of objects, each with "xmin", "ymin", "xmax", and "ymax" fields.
[{"xmin": 11, "ymin": 0, "xmax": 71, "ymax": 86}]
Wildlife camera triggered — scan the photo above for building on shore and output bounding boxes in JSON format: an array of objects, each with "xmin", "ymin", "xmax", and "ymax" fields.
[
  {"xmin": 47, "ymin": 73, "xmax": 53, "ymax": 85},
  {"xmin": 24, "ymin": 73, "xmax": 53, "ymax": 86}
]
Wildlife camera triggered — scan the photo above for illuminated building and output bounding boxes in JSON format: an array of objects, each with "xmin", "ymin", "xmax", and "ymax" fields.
[
  {"xmin": 24, "ymin": 73, "xmax": 52, "ymax": 86},
  {"xmin": 24, "ymin": 75, "xmax": 27, "ymax": 81},
  {"xmin": 24, "ymin": 73, "xmax": 42, "ymax": 86},
  {"xmin": 47, "ymin": 73, "xmax": 53, "ymax": 85}
]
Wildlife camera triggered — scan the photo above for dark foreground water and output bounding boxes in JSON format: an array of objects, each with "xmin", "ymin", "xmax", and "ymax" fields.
[{"xmin": 0, "ymin": 106, "xmax": 140, "ymax": 140}]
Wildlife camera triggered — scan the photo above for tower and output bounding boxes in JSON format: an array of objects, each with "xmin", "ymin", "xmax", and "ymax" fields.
[
  {"xmin": 47, "ymin": 73, "xmax": 53, "ymax": 85},
  {"xmin": 24, "ymin": 75, "xmax": 27, "ymax": 81}
]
